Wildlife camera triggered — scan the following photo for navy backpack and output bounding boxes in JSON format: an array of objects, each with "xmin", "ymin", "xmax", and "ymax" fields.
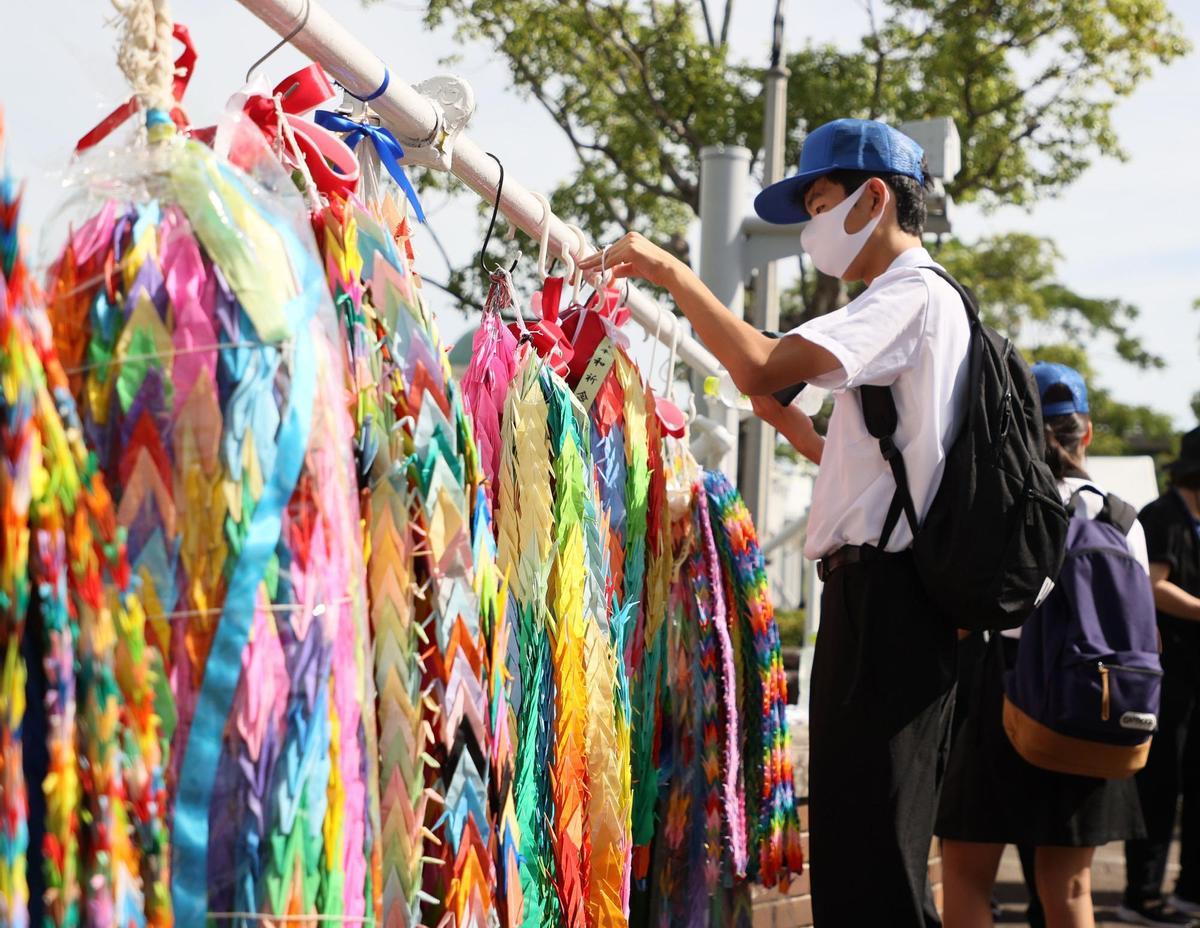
[{"xmin": 1003, "ymin": 486, "xmax": 1162, "ymax": 779}]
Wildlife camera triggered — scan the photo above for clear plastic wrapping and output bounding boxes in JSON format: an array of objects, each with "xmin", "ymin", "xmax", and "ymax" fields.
[{"xmin": 42, "ymin": 113, "xmax": 377, "ymax": 921}]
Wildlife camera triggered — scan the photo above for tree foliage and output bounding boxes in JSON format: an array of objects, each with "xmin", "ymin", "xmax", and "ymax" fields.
[
  {"xmin": 413, "ymin": 0, "xmax": 1191, "ymax": 445},
  {"xmin": 423, "ymin": 0, "xmax": 1188, "ymax": 236},
  {"xmin": 1031, "ymin": 343, "xmax": 1179, "ymax": 460}
]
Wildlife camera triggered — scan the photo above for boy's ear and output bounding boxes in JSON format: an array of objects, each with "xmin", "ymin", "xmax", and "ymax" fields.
[{"xmin": 867, "ymin": 176, "xmax": 890, "ymax": 217}]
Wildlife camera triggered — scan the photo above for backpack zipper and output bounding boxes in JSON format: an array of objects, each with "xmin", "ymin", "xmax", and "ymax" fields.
[{"xmin": 1096, "ymin": 661, "xmax": 1164, "ymax": 723}]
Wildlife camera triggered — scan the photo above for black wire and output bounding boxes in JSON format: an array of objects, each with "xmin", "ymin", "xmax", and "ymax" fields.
[
  {"xmin": 246, "ymin": 0, "xmax": 311, "ymax": 82},
  {"xmin": 480, "ymin": 152, "xmax": 505, "ymax": 273},
  {"xmin": 479, "ymin": 152, "xmax": 520, "ymax": 276}
]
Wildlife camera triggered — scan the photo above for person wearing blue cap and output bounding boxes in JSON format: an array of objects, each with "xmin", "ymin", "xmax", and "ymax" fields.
[
  {"xmin": 936, "ymin": 362, "xmax": 1160, "ymax": 928},
  {"xmin": 1122, "ymin": 424, "xmax": 1200, "ymax": 927},
  {"xmin": 580, "ymin": 118, "xmax": 973, "ymax": 927}
]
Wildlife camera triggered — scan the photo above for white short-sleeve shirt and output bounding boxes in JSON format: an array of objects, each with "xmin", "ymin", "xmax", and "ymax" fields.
[
  {"xmin": 792, "ymin": 246, "xmax": 971, "ymax": 560},
  {"xmin": 1001, "ymin": 476, "xmax": 1150, "ymax": 639},
  {"xmin": 1058, "ymin": 476, "xmax": 1149, "ymax": 572}
]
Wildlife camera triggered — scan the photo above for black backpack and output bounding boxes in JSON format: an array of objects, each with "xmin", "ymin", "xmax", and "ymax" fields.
[{"xmin": 860, "ymin": 266, "xmax": 1069, "ymax": 631}]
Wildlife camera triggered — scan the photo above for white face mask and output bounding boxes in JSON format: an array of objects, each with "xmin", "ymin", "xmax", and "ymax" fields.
[{"xmin": 800, "ymin": 181, "xmax": 887, "ymax": 279}]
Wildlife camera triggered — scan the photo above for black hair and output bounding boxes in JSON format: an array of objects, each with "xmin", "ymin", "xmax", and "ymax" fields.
[
  {"xmin": 801, "ymin": 156, "xmax": 934, "ymax": 235},
  {"xmin": 1041, "ymin": 384, "xmax": 1090, "ymax": 481}
]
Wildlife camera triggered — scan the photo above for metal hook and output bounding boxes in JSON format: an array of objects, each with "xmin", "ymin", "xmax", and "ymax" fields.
[
  {"xmin": 245, "ymin": 0, "xmax": 311, "ymax": 82},
  {"xmin": 480, "ymin": 152, "xmax": 519, "ymax": 276}
]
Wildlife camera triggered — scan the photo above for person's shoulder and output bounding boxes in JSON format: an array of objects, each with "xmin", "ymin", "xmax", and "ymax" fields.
[
  {"xmin": 850, "ymin": 262, "xmax": 930, "ymax": 313},
  {"xmin": 1138, "ymin": 493, "xmax": 1176, "ymax": 523},
  {"xmin": 913, "ymin": 262, "xmax": 962, "ymax": 303}
]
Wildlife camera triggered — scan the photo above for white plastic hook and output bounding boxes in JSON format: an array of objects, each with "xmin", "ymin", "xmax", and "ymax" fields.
[
  {"xmin": 502, "ymin": 267, "xmax": 531, "ymax": 338},
  {"xmin": 662, "ymin": 319, "xmax": 680, "ymax": 396},
  {"xmin": 566, "ymin": 224, "xmax": 588, "ymax": 305},
  {"xmin": 646, "ymin": 309, "xmax": 664, "ymax": 389},
  {"xmin": 531, "ymin": 192, "xmax": 553, "ymax": 278},
  {"xmin": 560, "ymin": 245, "xmax": 575, "ymax": 285}
]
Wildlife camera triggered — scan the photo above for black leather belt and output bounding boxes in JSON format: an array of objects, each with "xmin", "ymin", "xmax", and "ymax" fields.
[{"xmin": 816, "ymin": 543, "xmax": 880, "ymax": 582}]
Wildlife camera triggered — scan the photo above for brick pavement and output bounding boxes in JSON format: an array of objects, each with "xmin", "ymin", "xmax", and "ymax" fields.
[
  {"xmin": 759, "ymin": 706, "xmax": 1183, "ymax": 926},
  {"xmin": 994, "ymin": 839, "xmax": 1183, "ymax": 927}
]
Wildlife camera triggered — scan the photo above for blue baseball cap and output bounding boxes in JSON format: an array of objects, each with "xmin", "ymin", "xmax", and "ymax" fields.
[
  {"xmin": 754, "ymin": 118, "xmax": 926, "ymax": 224},
  {"xmin": 1033, "ymin": 362, "xmax": 1089, "ymax": 417}
]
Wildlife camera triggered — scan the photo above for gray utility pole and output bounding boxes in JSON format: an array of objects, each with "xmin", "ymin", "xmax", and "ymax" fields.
[
  {"xmin": 740, "ymin": 0, "xmax": 790, "ymax": 532},
  {"xmin": 696, "ymin": 144, "xmax": 750, "ymax": 477}
]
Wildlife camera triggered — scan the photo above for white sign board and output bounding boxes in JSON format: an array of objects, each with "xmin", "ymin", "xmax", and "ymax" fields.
[{"xmin": 1085, "ymin": 456, "xmax": 1161, "ymax": 511}]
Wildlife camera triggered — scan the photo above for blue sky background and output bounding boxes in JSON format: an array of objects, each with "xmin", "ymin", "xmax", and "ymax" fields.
[{"xmin": 5, "ymin": 0, "xmax": 1197, "ymax": 426}]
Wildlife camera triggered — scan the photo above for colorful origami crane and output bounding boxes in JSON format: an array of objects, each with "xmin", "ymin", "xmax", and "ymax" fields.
[
  {"xmin": 1, "ymin": 145, "xmax": 169, "ymax": 928},
  {"xmin": 45, "ymin": 119, "xmax": 376, "ymax": 924}
]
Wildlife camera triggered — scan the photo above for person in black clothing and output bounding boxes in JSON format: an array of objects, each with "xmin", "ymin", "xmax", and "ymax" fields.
[{"xmin": 1122, "ymin": 427, "xmax": 1200, "ymax": 927}]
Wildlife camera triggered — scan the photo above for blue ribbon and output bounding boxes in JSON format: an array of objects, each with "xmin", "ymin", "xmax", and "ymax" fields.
[
  {"xmin": 313, "ymin": 110, "xmax": 427, "ymax": 223},
  {"xmin": 348, "ymin": 66, "xmax": 389, "ymax": 102},
  {"xmin": 170, "ymin": 155, "xmax": 324, "ymax": 926}
]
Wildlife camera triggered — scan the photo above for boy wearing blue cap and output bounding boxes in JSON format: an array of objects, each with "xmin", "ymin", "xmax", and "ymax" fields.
[{"xmin": 582, "ymin": 118, "xmax": 969, "ymax": 926}]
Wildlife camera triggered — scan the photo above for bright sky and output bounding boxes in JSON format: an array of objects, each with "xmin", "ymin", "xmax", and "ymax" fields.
[{"xmin": 5, "ymin": 0, "xmax": 1198, "ymax": 427}]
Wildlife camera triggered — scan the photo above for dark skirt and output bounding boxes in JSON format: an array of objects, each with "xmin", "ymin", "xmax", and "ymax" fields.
[{"xmin": 936, "ymin": 632, "xmax": 1146, "ymax": 847}]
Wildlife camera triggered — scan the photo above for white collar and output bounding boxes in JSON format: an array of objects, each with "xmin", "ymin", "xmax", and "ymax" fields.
[{"xmin": 884, "ymin": 245, "xmax": 934, "ymax": 273}]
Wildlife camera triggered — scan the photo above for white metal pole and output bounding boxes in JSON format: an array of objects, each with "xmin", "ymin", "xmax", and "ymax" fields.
[
  {"xmin": 742, "ymin": 62, "xmax": 790, "ymax": 531},
  {"xmin": 696, "ymin": 144, "xmax": 750, "ymax": 477},
  {"xmin": 233, "ymin": 0, "xmax": 723, "ymax": 380}
]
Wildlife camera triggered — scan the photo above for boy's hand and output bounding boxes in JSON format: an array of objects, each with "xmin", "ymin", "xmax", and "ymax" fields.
[{"xmin": 577, "ymin": 231, "xmax": 683, "ymax": 289}]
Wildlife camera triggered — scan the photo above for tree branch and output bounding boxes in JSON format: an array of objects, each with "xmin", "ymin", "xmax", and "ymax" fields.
[
  {"xmin": 506, "ymin": 58, "xmax": 636, "ymax": 226},
  {"xmin": 719, "ymin": 0, "xmax": 734, "ymax": 48},
  {"xmin": 697, "ymin": 0, "xmax": 717, "ymax": 45},
  {"xmin": 598, "ymin": 0, "xmax": 703, "ymax": 149}
]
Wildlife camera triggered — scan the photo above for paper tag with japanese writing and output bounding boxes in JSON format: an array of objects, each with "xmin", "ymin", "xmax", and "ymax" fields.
[{"xmin": 573, "ymin": 336, "xmax": 616, "ymax": 409}]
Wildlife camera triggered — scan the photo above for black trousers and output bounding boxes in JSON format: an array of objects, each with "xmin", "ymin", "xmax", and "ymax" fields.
[
  {"xmin": 1125, "ymin": 617, "xmax": 1200, "ymax": 905},
  {"xmin": 809, "ymin": 550, "xmax": 958, "ymax": 927}
]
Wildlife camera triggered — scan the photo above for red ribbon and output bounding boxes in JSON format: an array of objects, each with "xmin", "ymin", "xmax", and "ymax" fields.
[
  {"xmin": 509, "ymin": 276, "xmax": 574, "ymax": 376},
  {"xmin": 75, "ymin": 23, "xmax": 196, "ymax": 153},
  {"xmin": 238, "ymin": 64, "xmax": 360, "ymax": 200}
]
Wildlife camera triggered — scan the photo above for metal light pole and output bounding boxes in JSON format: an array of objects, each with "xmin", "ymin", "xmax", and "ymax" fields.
[
  {"xmin": 696, "ymin": 144, "xmax": 751, "ymax": 477},
  {"xmin": 740, "ymin": 0, "xmax": 790, "ymax": 531}
]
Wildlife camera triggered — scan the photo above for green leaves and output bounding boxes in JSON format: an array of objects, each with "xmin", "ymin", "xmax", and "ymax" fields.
[
  {"xmin": 409, "ymin": 0, "xmax": 1190, "ymax": 444},
  {"xmin": 424, "ymin": 0, "xmax": 755, "ymax": 242},
  {"xmin": 1028, "ymin": 342, "xmax": 1179, "ymax": 458},
  {"xmin": 423, "ymin": 0, "xmax": 1187, "ymax": 236}
]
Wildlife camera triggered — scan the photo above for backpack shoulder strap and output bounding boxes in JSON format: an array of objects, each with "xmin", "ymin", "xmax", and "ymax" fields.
[
  {"xmin": 859, "ymin": 266, "xmax": 982, "ymax": 550},
  {"xmin": 1100, "ymin": 493, "xmax": 1138, "ymax": 535},
  {"xmin": 1069, "ymin": 485, "xmax": 1139, "ymax": 535},
  {"xmin": 860, "ymin": 384, "xmax": 919, "ymax": 549},
  {"xmin": 920, "ymin": 266, "xmax": 981, "ymax": 324}
]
